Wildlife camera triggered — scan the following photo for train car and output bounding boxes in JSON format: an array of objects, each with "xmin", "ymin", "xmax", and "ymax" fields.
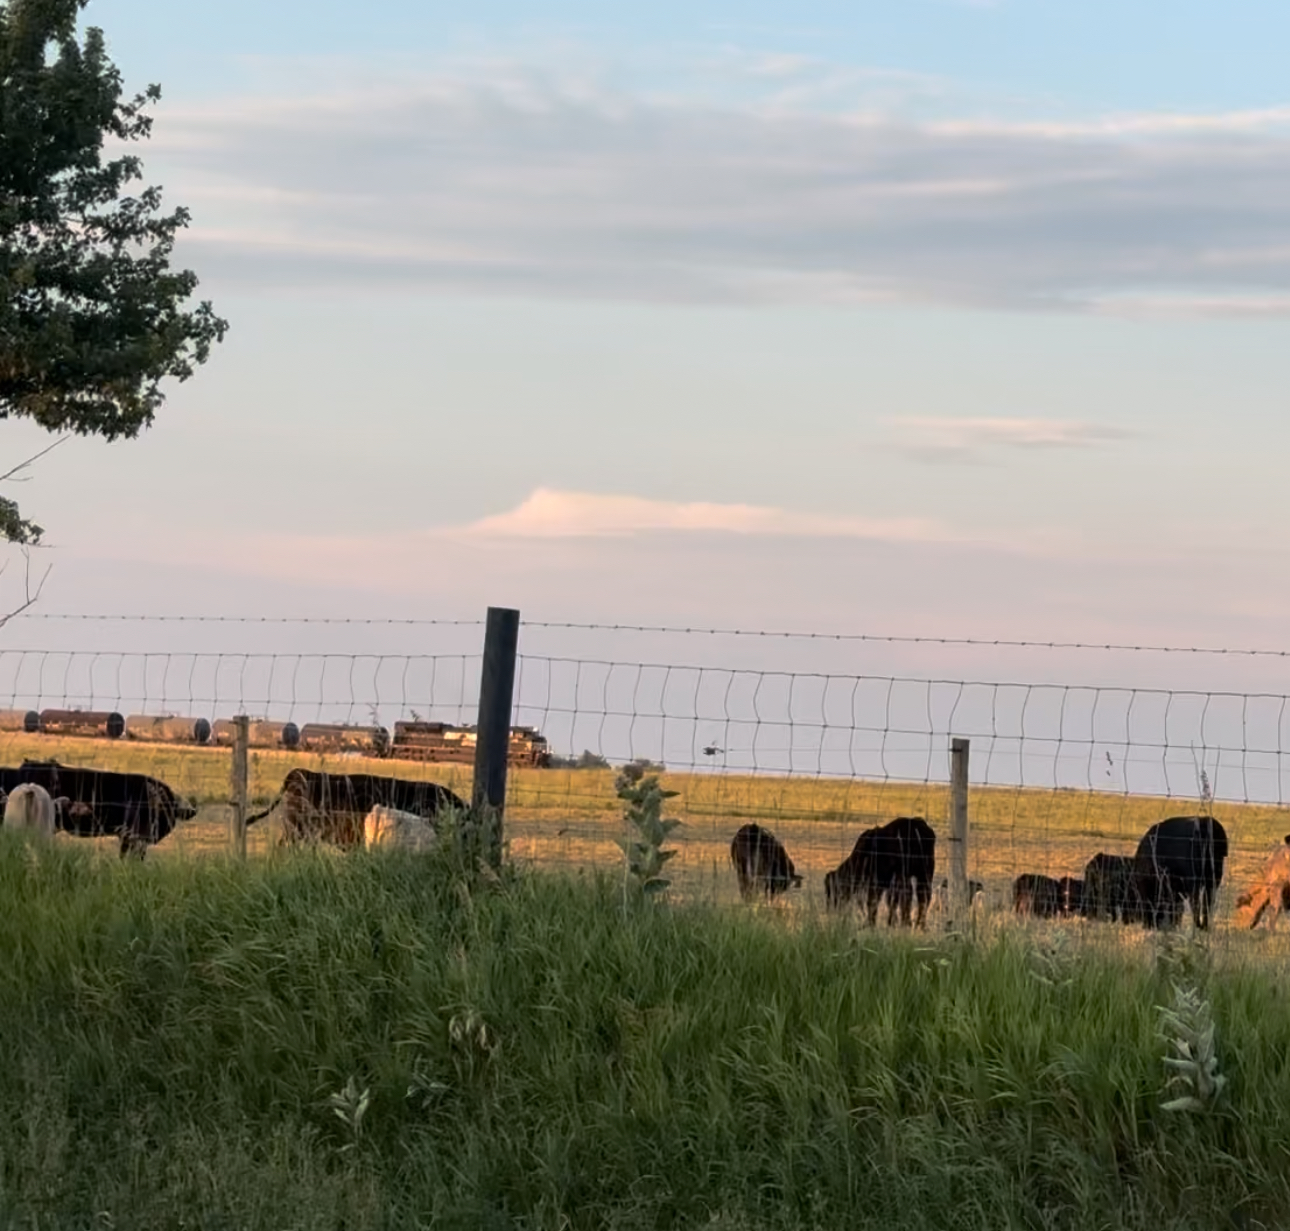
[
  {"xmin": 38, "ymin": 709, "xmax": 125, "ymax": 739},
  {"xmin": 125, "ymin": 715, "xmax": 212, "ymax": 745}
]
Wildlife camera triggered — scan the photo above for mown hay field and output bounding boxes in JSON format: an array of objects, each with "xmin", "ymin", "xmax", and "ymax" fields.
[{"xmin": 6, "ymin": 732, "xmax": 1289, "ymax": 931}]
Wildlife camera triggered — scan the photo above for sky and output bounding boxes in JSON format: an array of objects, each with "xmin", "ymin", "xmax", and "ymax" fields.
[{"xmin": 6, "ymin": 0, "xmax": 1290, "ymax": 756}]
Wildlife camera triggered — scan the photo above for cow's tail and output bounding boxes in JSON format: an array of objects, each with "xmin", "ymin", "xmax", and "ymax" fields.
[{"xmin": 245, "ymin": 793, "xmax": 284, "ymax": 827}]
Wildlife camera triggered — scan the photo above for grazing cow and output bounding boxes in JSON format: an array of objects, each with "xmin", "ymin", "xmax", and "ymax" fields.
[
  {"xmin": 1133, "ymin": 816, "xmax": 1228, "ymax": 930},
  {"xmin": 2, "ymin": 782, "xmax": 55, "ymax": 837},
  {"xmin": 0, "ymin": 761, "xmax": 195, "ymax": 857},
  {"xmin": 936, "ymin": 876, "xmax": 984, "ymax": 902},
  {"xmin": 1233, "ymin": 835, "xmax": 1290, "ymax": 931},
  {"xmin": 364, "ymin": 805, "xmax": 437, "ymax": 853},
  {"xmin": 1012, "ymin": 873, "xmax": 1063, "ymax": 918},
  {"xmin": 1057, "ymin": 876, "xmax": 1085, "ymax": 918},
  {"xmin": 826, "ymin": 817, "xmax": 937, "ymax": 927},
  {"xmin": 729, "ymin": 823, "xmax": 803, "ymax": 901},
  {"xmin": 1082, "ymin": 853, "xmax": 1141, "ymax": 923},
  {"xmin": 246, "ymin": 768, "xmax": 466, "ymax": 849}
]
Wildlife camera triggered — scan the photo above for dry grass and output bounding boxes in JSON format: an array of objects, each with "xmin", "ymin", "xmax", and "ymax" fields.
[{"xmin": 6, "ymin": 731, "xmax": 1289, "ymax": 931}]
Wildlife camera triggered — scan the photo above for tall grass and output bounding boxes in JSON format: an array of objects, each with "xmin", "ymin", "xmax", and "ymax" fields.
[{"xmin": 1, "ymin": 832, "xmax": 1288, "ymax": 1230}]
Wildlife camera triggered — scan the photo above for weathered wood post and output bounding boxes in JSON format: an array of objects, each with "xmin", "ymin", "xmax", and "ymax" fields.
[
  {"xmin": 472, "ymin": 607, "xmax": 521, "ymax": 868},
  {"xmin": 949, "ymin": 737, "xmax": 970, "ymax": 925},
  {"xmin": 229, "ymin": 714, "xmax": 249, "ymax": 860}
]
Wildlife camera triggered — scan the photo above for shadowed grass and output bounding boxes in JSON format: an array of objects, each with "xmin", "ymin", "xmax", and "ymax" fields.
[{"xmin": 0, "ymin": 833, "xmax": 1288, "ymax": 1229}]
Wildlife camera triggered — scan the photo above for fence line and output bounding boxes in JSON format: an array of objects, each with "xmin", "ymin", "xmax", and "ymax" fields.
[
  {"xmin": 0, "ymin": 609, "xmax": 1288, "ymax": 948},
  {"xmin": 13, "ymin": 610, "xmax": 1290, "ymax": 659},
  {"xmin": 0, "ymin": 647, "xmax": 1288, "ymax": 801}
]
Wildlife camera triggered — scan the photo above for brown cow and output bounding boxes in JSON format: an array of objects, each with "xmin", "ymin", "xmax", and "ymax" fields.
[
  {"xmin": 246, "ymin": 768, "xmax": 465, "ymax": 849},
  {"xmin": 1233, "ymin": 835, "xmax": 1290, "ymax": 931}
]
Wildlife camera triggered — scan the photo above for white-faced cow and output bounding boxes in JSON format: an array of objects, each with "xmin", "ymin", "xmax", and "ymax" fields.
[
  {"xmin": 0, "ymin": 761, "xmax": 195, "ymax": 857},
  {"xmin": 247, "ymin": 768, "xmax": 466, "ymax": 849}
]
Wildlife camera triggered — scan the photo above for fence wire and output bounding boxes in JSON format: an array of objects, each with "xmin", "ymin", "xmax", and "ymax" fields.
[{"xmin": 0, "ymin": 631, "xmax": 1286, "ymax": 957}]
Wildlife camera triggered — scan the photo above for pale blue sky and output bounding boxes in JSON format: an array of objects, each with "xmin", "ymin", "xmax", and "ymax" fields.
[
  {"xmin": 91, "ymin": 1, "xmax": 1290, "ymax": 115},
  {"xmin": 8, "ymin": 0, "xmax": 1290, "ymax": 658}
]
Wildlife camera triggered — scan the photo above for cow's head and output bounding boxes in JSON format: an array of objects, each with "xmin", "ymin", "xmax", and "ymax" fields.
[
  {"xmin": 764, "ymin": 849, "xmax": 801, "ymax": 895},
  {"xmin": 777, "ymin": 860, "xmax": 803, "ymax": 894}
]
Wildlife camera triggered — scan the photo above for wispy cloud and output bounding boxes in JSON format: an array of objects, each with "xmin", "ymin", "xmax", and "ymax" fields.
[
  {"xmin": 148, "ymin": 60, "xmax": 1290, "ymax": 315},
  {"xmin": 888, "ymin": 417, "xmax": 1135, "ymax": 460},
  {"xmin": 457, "ymin": 487, "xmax": 943, "ymax": 540}
]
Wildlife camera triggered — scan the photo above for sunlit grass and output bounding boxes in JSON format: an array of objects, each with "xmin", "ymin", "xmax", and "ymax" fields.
[{"xmin": 6, "ymin": 731, "xmax": 1288, "ymax": 923}]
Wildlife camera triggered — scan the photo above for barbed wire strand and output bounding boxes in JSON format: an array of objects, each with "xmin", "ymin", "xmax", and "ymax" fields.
[{"xmin": 11, "ymin": 612, "xmax": 1290, "ymax": 660}]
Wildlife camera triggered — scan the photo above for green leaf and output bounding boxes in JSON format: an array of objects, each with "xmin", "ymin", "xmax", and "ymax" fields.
[{"xmin": 0, "ymin": 0, "xmax": 228, "ymax": 510}]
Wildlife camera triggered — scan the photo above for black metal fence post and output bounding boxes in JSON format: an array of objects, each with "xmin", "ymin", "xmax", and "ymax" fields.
[{"xmin": 472, "ymin": 606, "xmax": 520, "ymax": 866}]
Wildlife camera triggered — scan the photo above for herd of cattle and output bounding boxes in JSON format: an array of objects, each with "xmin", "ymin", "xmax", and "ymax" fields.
[
  {"xmin": 0, "ymin": 760, "xmax": 458, "ymax": 856},
  {"xmin": 2, "ymin": 755, "xmax": 1290, "ymax": 934},
  {"xmin": 731, "ymin": 814, "xmax": 1290, "ymax": 933},
  {"xmin": 0, "ymin": 759, "xmax": 466, "ymax": 857}
]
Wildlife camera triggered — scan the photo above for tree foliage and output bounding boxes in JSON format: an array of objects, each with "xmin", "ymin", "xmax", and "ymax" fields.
[{"xmin": 0, "ymin": 0, "xmax": 227, "ymax": 542}]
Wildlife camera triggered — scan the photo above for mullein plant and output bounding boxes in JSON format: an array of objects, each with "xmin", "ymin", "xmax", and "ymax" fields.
[
  {"xmin": 614, "ymin": 762, "xmax": 682, "ymax": 904},
  {"xmin": 1153, "ymin": 932, "xmax": 1225, "ymax": 1113},
  {"xmin": 1157, "ymin": 982, "xmax": 1227, "ymax": 1113}
]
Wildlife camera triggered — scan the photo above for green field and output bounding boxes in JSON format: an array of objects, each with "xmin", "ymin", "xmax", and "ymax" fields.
[
  {"xmin": 1, "ymin": 832, "xmax": 1288, "ymax": 1229},
  {"xmin": 5, "ymin": 731, "xmax": 1288, "ymax": 926}
]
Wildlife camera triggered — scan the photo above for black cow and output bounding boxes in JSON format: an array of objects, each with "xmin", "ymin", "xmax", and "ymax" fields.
[
  {"xmin": 1057, "ymin": 876, "xmax": 1085, "ymax": 917},
  {"xmin": 826, "ymin": 816, "xmax": 936, "ymax": 927},
  {"xmin": 246, "ymin": 768, "xmax": 467, "ymax": 849},
  {"xmin": 1012, "ymin": 873, "xmax": 1063, "ymax": 918},
  {"xmin": 0, "ymin": 760, "xmax": 196, "ymax": 857},
  {"xmin": 1134, "ymin": 815, "xmax": 1228, "ymax": 930},
  {"xmin": 1081, "ymin": 852, "xmax": 1141, "ymax": 923},
  {"xmin": 729, "ymin": 823, "xmax": 803, "ymax": 901},
  {"xmin": 937, "ymin": 876, "xmax": 984, "ymax": 902}
]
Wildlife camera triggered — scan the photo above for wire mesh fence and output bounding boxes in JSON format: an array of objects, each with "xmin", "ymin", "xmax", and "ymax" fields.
[{"xmin": 1, "ymin": 614, "xmax": 1288, "ymax": 959}]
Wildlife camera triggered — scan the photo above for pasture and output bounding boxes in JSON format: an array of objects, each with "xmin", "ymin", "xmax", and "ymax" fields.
[
  {"xmin": 1, "ymin": 832, "xmax": 1289, "ymax": 1229},
  {"xmin": 5, "ymin": 732, "xmax": 1289, "ymax": 928}
]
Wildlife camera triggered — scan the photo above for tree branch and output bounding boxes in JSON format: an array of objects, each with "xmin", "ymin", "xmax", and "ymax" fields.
[
  {"xmin": 0, "ymin": 435, "xmax": 70, "ymax": 485},
  {"xmin": 0, "ymin": 547, "xmax": 52, "ymax": 630}
]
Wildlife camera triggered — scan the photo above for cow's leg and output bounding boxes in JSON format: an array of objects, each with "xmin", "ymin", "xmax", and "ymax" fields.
[
  {"xmin": 915, "ymin": 880, "xmax": 931, "ymax": 929},
  {"xmin": 897, "ymin": 880, "xmax": 914, "ymax": 927},
  {"xmin": 1272, "ymin": 885, "xmax": 1289, "ymax": 931},
  {"xmin": 865, "ymin": 885, "xmax": 880, "ymax": 927},
  {"xmin": 1277, "ymin": 883, "xmax": 1290, "ymax": 931},
  {"xmin": 886, "ymin": 878, "xmax": 903, "ymax": 927}
]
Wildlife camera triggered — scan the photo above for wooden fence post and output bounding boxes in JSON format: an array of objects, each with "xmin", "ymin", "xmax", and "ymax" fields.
[
  {"xmin": 949, "ymin": 737, "xmax": 970, "ymax": 925},
  {"xmin": 472, "ymin": 607, "xmax": 521, "ymax": 867},
  {"xmin": 230, "ymin": 714, "xmax": 249, "ymax": 860}
]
